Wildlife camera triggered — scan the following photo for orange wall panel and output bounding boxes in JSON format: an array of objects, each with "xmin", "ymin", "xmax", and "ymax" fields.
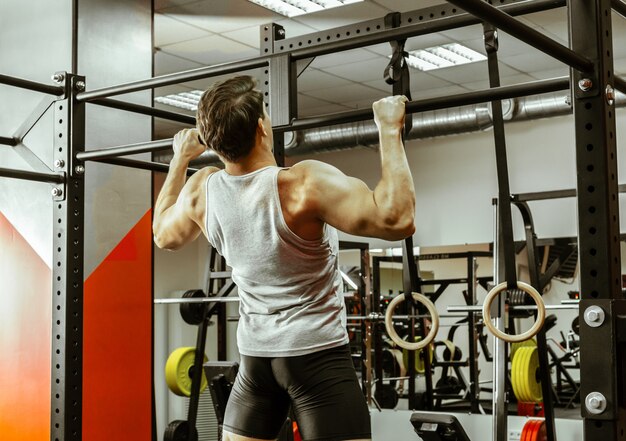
[
  {"xmin": 83, "ymin": 209, "xmax": 152, "ymax": 441},
  {"xmin": 0, "ymin": 212, "xmax": 51, "ymax": 440}
]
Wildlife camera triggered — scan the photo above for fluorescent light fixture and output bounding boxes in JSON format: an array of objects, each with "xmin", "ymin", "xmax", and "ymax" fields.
[
  {"xmin": 154, "ymin": 90, "xmax": 204, "ymax": 112},
  {"xmin": 247, "ymin": 0, "xmax": 362, "ymax": 17},
  {"xmin": 393, "ymin": 43, "xmax": 487, "ymax": 72},
  {"xmin": 339, "ymin": 270, "xmax": 358, "ymax": 290}
]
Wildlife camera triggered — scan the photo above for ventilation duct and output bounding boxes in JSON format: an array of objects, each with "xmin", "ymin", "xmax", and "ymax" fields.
[{"xmin": 154, "ymin": 91, "xmax": 624, "ymax": 166}]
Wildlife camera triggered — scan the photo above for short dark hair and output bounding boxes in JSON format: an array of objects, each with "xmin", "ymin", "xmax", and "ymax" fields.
[{"xmin": 196, "ymin": 75, "xmax": 265, "ymax": 162}]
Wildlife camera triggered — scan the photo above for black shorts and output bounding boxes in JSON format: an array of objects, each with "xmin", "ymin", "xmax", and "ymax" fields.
[{"xmin": 223, "ymin": 344, "xmax": 371, "ymax": 441}]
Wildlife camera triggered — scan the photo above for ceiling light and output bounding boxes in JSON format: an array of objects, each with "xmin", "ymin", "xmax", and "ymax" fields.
[
  {"xmin": 396, "ymin": 43, "xmax": 487, "ymax": 72},
  {"xmin": 247, "ymin": 0, "xmax": 363, "ymax": 17},
  {"xmin": 154, "ymin": 90, "xmax": 203, "ymax": 112}
]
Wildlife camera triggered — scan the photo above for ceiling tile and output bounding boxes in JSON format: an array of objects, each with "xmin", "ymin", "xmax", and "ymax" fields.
[
  {"xmin": 175, "ymin": 67, "xmax": 267, "ymax": 91},
  {"xmin": 499, "ymin": 51, "xmax": 563, "ymax": 74},
  {"xmin": 275, "ymin": 18, "xmax": 319, "ymax": 39},
  {"xmin": 297, "ymin": 69, "xmax": 353, "ymax": 91},
  {"xmin": 154, "ymin": 13, "xmax": 209, "ymax": 47},
  {"xmin": 221, "ymin": 26, "xmax": 264, "ymax": 49},
  {"xmin": 154, "ymin": 49, "xmax": 204, "ymax": 76},
  {"xmin": 304, "ymin": 83, "xmax": 387, "ymax": 103},
  {"xmin": 367, "ymin": 32, "xmax": 453, "ymax": 57},
  {"xmin": 160, "ymin": 34, "xmax": 258, "ymax": 65},
  {"xmin": 528, "ymin": 66, "xmax": 569, "ymax": 80},
  {"xmin": 309, "ymin": 48, "xmax": 380, "ymax": 69},
  {"xmin": 426, "ymin": 61, "xmax": 518, "ymax": 84},
  {"xmin": 523, "ymin": 8, "xmax": 568, "ymax": 28},
  {"xmin": 440, "ymin": 24, "xmax": 483, "ymax": 42},
  {"xmin": 412, "ymin": 84, "xmax": 469, "ymax": 100},
  {"xmin": 297, "ymin": 93, "xmax": 338, "ymax": 110},
  {"xmin": 163, "ymin": 0, "xmax": 280, "ymax": 34},
  {"xmin": 461, "ymin": 73, "xmax": 536, "ymax": 91},
  {"xmin": 290, "ymin": 2, "xmax": 389, "ymax": 30},
  {"xmin": 155, "ymin": 0, "xmax": 199, "ymax": 12},
  {"xmin": 321, "ymin": 56, "xmax": 390, "ymax": 82}
]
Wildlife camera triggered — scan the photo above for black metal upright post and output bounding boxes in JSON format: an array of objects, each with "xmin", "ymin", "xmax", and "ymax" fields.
[
  {"xmin": 466, "ymin": 254, "xmax": 481, "ymax": 413},
  {"xmin": 569, "ymin": 1, "xmax": 626, "ymax": 439},
  {"xmin": 51, "ymin": 73, "xmax": 85, "ymax": 441}
]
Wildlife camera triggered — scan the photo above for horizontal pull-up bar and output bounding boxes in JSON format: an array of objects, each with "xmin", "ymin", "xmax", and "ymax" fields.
[
  {"xmin": 76, "ymin": 58, "xmax": 269, "ymax": 102},
  {"xmin": 613, "ymin": 0, "xmax": 626, "ymax": 18},
  {"xmin": 445, "ymin": 0, "xmax": 593, "ymax": 72},
  {"xmin": 513, "ymin": 183, "xmax": 626, "ymax": 202},
  {"xmin": 93, "ymin": 157, "xmax": 197, "ymax": 176},
  {"xmin": 0, "ymin": 167, "xmax": 64, "ymax": 184},
  {"xmin": 0, "ymin": 136, "xmax": 18, "ymax": 146},
  {"xmin": 76, "ymin": 139, "xmax": 174, "ymax": 161},
  {"xmin": 74, "ymin": 0, "xmax": 564, "ymax": 102},
  {"xmin": 283, "ymin": 76, "xmax": 570, "ymax": 132},
  {"xmin": 0, "ymin": 73, "xmax": 65, "ymax": 96},
  {"xmin": 90, "ymin": 98, "xmax": 196, "ymax": 125}
]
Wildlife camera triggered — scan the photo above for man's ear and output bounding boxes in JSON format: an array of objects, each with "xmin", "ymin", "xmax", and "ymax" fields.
[{"xmin": 257, "ymin": 117, "xmax": 268, "ymax": 137}]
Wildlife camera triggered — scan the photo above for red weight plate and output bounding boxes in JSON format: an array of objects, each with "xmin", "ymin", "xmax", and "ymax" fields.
[{"xmin": 521, "ymin": 420, "xmax": 537, "ymax": 441}]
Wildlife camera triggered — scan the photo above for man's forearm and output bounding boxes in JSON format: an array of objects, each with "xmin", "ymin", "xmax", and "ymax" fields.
[
  {"xmin": 154, "ymin": 155, "xmax": 190, "ymax": 219},
  {"xmin": 374, "ymin": 126, "xmax": 415, "ymax": 223}
]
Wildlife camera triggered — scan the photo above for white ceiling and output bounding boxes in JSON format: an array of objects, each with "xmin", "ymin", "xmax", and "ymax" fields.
[{"xmin": 152, "ymin": 0, "xmax": 626, "ymax": 137}]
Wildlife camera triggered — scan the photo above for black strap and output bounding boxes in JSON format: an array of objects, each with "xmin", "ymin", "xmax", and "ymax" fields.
[{"xmin": 483, "ymin": 23, "xmax": 517, "ymax": 290}]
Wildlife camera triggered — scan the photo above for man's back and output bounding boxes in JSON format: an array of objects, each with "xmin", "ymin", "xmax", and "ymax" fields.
[{"xmin": 205, "ymin": 166, "xmax": 348, "ymax": 357}]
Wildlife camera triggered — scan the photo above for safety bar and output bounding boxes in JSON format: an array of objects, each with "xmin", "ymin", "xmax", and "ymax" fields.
[
  {"xmin": 0, "ymin": 167, "xmax": 64, "ymax": 184},
  {"xmin": 0, "ymin": 73, "xmax": 65, "ymax": 96},
  {"xmin": 0, "ymin": 136, "xmax": 18, "ymax": 146}
]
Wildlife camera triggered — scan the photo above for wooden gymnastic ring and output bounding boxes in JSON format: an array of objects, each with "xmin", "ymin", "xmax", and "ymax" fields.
[
  {"xmin": 482, "ymin": 281, "xmax": 545, "ymax": 343},
  {"xmin": 384, "ymin": 292, "xmax": 439, "ymax": 351}
]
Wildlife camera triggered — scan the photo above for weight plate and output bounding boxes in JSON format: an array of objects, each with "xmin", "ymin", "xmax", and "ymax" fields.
[
  {"xmin": 164, "ymin": 420, "xmax": 198, "ymax": 441},
  {"xmin": 374, "ymin": 383, "xmax": 399, "ymax": 409},
  {"xmin": 511, "ymin": 345, "xmax": 525, "ymax": 402},
  {"xmin": 520, "ymin": 347, "xmax": 533, "ymax": 403},
  {"xmin": 527, "ymin": 419, "xmax": 545, "ymax": 441},
  {"xmin": 521, "ymin": 420, "xmax": 539, "ymax": 441},
  {"xmin": 179, "ymin": 290, "xmax": 207, "ymax": 325},
  {"xmin": 165, "ymin": 347, "xmax": 208, "ymax": 397},
  {"xmin": 510, "ymin": 338, "xmax": 536, "ymax": 362},
  {"xmin": 402, "ymin": 338, "xmax": 433, "ymax": 374},
  {"xmin": 526, "ymin": 347, "xmax": 543, "ymax": 403}
]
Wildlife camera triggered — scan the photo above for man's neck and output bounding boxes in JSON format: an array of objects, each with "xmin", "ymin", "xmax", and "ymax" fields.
[{"xmin": 224, "ymin": 148, "xmax": 277, "ymax": 176}]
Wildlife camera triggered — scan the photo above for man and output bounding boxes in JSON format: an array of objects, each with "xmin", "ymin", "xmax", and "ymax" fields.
[{"xmin": 153, "ymin": 75, "xmax": 415, "ymax": 441}]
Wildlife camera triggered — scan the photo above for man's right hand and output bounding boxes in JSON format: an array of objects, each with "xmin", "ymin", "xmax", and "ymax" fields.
[
  {"xmin": 172, "ymin": 128, "xmax": 206, "ymax": 162},
  {"xmin": 372, "ymin": 95, "xmax": 408, "ymax": 131}
]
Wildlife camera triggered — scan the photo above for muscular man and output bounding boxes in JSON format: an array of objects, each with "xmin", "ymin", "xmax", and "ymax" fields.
[{"xmin": 153, "ymin": 75, "xmax": 415, "ymax": 441}]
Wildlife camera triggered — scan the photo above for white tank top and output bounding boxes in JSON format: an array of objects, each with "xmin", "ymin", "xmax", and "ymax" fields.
[{"xmin": 205, "ymin": 166, "xmax": 348, "ymax": 357}]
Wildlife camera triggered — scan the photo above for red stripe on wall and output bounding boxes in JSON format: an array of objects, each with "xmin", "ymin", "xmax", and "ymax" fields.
[
  {"xmin": 83, "ymin": 209, "xmax": 152, "ymax": 441},
  {"xmin": 0, "ymin": 212, "xmax": 51, "ymax": 440}
]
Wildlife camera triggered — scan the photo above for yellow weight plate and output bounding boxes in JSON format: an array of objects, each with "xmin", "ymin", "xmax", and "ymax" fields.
[
  {"xmin": 510, "ymin": 338, "xmax": 536, "ymax": 362},
  {"xmin": 526, "ymin": 347, "xmax": 543, "ymax": 403},
  {"xmin": 511, "ymin": 346, "xmax": 525, "ymax": 402},
  {"xmin": 165, "ymin": 347, "xmax": 208, "ymax": 397},
  {"xmin": 402, "ymin": 337, "xmax": 433, "ymax": 374},
  {"xmin": 520, "ymin": 347, "xmax": 533, "ymax": 403},
  {"xmin": 511, "ymin": 351, "xmax": 522, "ymax": 401}
]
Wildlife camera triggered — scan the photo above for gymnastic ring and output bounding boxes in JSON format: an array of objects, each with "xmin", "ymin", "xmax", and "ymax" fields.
[
  {"xmin": 482, "ymin": 281, "xmax": 546, "ymax": 343},
  {"xmin": 385, "ymin": 292, "xmax": 439, "ymax": 351}
]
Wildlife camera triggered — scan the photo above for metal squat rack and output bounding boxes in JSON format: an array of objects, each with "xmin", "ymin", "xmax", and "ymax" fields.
[{"xmin": 1, "ymin": 0, "xmax": 625, "ymax": 440}]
